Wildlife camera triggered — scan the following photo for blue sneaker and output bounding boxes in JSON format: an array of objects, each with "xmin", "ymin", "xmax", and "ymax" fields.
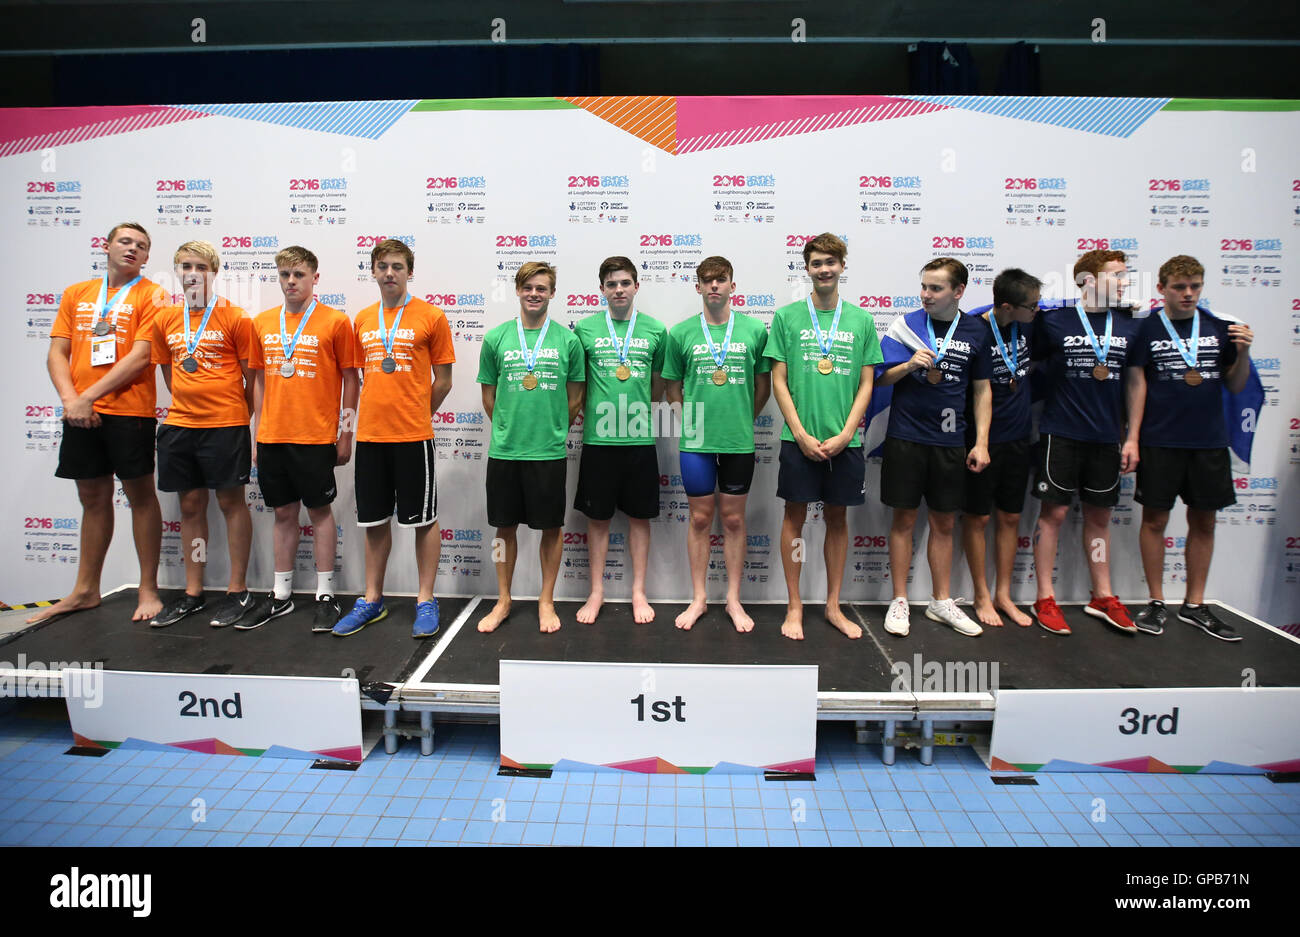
[
  {"xmin": 333, "ymin": 597, "xmax": 387, "ymax": 637},
  {"xmin": 413, "ymin": 599, "xmax": 440, "ymax": 638}
]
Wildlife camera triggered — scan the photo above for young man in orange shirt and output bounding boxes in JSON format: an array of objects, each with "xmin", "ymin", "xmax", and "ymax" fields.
[
  {"xmin": 333, "ymin": 240, "xmax": 456, "ymax": 637},
  {"xmin": 147, "ymin": 240, "xmax": 256, "ymax": 628},
  {"xmin": 31, "ymin": 221, "xmax": 166, "ymax": 625},
  {"xmin": 248, "ymin": 246, "xmax": 360, "ymax": 631}
]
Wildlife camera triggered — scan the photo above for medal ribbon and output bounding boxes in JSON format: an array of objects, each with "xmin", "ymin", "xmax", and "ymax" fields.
[
  {"xmin": 1156, "ymin": 308, "xmax": 1200, "ymax": 371},
  {"xmin": 699, "ymin": 312, "xmax": 735, "ymax": 369},
  {"xmin": 183, "ymin": 293, "xmax": 219, "ymax": 359},
  {"xmin": 380, "ymin": 293, "xmax": 410, "ymax": 360},
  {"xmin": 516, "ymin": 315, "xmax": 552, "ymax": 374},
  {"xmin": 604, "ymin": 308, "xmax": 638, "ymax": 366},
  {"xmin": 925, "ymin": 311, "xmax": 963, "ymax": 364},
  {"xmin": 806, "ymin": 295, "xmax": 843, "ymax": 358},
  {"xmin": 987, "ymin": 313, "xmax": 1020, "ymax": 381},
  {"xmin": 1074, "ymin": 300, "xmax": 1113, "ymax": 367},
  {"xmin": 94, "ymin": 274, "xmax": 142, "ymax": 331},
  {"xmin": 279, "ymin": 299, "xmax": 318, "ymax": 363}
]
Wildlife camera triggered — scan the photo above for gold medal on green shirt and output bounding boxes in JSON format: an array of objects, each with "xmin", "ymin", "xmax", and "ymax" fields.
[
  {"xmin": 615, "ymin": 363, "xmax": 631, "ymax": 381},
  {"xmin": 817, "ymin": 356, "xmax": 833, "ymax": 375},
  {"xmin": 522, "ymin": 372, "xmax": 539, "ymax": 391},
  {"xmin": 712, "ymin": 368, "xmax": 728, "ymax": 386}
]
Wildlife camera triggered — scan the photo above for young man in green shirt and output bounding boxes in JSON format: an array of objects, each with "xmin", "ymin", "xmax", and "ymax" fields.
[
  {"xmin": 768, "ymin": 233, "xmax": 882, "ymax": 641},
  {"xmin": 662, "ymin": 256, "xmax": 771, "ymax": 633},
  {"xmin": 477, "ymin": 261, "xmax": 585, "ymax": 634},
  {"xmin": 573, "ymin": 256, "xmax": 668, "ymax": 625}
]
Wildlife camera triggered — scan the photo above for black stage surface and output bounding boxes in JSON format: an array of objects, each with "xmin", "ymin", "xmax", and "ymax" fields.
[
  {"xmin": 424, "ymin": 599, "xmax": 1300, "ymax": 692},
  {"xmin": 0, "ymin": 589, "xmax": 469, "ymax": 684}
]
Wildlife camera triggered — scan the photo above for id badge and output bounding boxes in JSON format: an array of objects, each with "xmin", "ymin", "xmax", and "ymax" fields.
[{"xmin": 90, "ymin": 334, "xmax": 117, "ymax": 367}]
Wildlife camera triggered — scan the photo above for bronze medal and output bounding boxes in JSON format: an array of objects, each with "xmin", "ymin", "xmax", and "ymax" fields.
[
  {"xmin": 817, "ymin": 356, "xmax": 834, "ymax": 375},
  {"xmin": 381, "ymin": 356, "xmax": 397, "ymax": 374},
  {"xmin": 712, "ymin": 368, "xmax": 728, "ymax": 386},
  {"xmin": 1092, "ymin": 364, "xmax": 1109, "ymax": 381},
  {"xmin": 1008, "ymin": 377, "xmax": 1016, "ymax": 393},
  {"xmin": 926, "ymin": 368, "xmax": 943, "ymax": 384},
  {"xmin": 522, "ymin": 372, "xmax": 539, "ymax": 391},
  {"xmin": 1183, "ymin": 369, "xmax": 1203, "ymax": 386},
  {"xmin": 615, "ymin": 363, "xmax": 631, "ymax": 382}
]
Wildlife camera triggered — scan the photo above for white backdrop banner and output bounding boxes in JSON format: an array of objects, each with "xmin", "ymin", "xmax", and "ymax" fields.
[{"xmin": 3, "ymin": 96, "xmax": 1297, "ymax": 628}]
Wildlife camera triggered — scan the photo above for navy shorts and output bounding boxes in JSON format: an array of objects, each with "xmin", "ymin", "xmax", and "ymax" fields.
[{"xmin": 776, "ymin": 440, "xmax": 866, "ymax": 506}]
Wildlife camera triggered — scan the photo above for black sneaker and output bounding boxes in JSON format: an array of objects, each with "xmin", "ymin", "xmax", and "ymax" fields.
[
  {"xmin": 1134, "ymin": 600, "xmax": 1167, "ymax": 635},
  {"xmin": 208, "ymin": 590, "xmax": 255, "ymax": 628},
  {"xmin": 235, "ymin": 595, "xmax": 294, "ymax": 631},
  {"xmin": 1178, "ymin": 604, "xmax": 1241, "ymax": 642},
  {"xmin": 150, "ymin": 593, "xmax": 205, "ymax": 628},
  {"xmin": 311, "ymin": 595, "xmax": 343, "ymax": 633}
]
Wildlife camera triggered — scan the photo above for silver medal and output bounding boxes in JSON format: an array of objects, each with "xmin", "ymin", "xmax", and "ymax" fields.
[
  {"xmin": 381, "ymin": 356, "xmax": 396, "ymax": 373},
  {"xmin": 280, "ymin": 360, "xmax": 296, "ymax": 378},
  {"xmin": 181, "ymin": 356, "xmax": 199, "ymax": 374},
  {"xmin": 93, "ymin": 319, "xmax": 111, "ymax": 336}
]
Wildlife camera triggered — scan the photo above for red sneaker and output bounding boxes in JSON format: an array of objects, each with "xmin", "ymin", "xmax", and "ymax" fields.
[
  {"xmin": 1084, "ymin": 594, "xmax": 1137, "ymax": 633},
  {"xmin": 1032, "ymin": 597, "xmax": 1071, "ymax": 635}
]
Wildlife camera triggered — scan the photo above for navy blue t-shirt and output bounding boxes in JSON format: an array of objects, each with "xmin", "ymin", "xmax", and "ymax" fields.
[
  {"xmin": 1032, "ymin": 305, "xmax": 1140, "ymax": 444},
  {"xmin": 888, "ymin": 313, "xmax": 992, "ymax": 447},
  {"xmin": 1128, "ymin": 309, "xmax": 1237, "ymax": 449},
  {"xmin": 964, "ymin": 313, "xmax": 1033, "ymax": 445}
]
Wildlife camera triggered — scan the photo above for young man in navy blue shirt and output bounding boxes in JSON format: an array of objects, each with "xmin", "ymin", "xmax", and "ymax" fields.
[
  {"xmin": 1030, "ymin": 249, "xmax": 1141, "ymax": 635},
  {"xmin": 961, "ymin": 268, "xmax": 1041, "ymax": 628},
  {"xmin": 875, "ymin": 257, "xmax": 992, "ymax": 637},
  {"xmin": 1127, "ymin": 255, "xmax": 1253, "ymax": 641}
]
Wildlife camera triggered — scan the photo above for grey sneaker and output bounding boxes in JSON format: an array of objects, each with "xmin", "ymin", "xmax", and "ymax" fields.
[
  {"xmin": 1134, "ymin": 600, "xmax": 1167, "ymax": 635},
  {"xmin": 925, "ymin": 597, "xmax": 983, "ymax": 637}
]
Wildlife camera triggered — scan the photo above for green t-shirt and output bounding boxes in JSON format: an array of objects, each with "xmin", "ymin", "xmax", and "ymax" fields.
[
  {"xmin": 766, "ymin": 298, "xmax": 883, "ymax": 447},
  {"xmin": 477, "ymin": 317, "xmax": 585, "ymax": 460},
  {"xmin": 574, "ymin": 310, "xmax": 667, "ymax": 446},
  {"xmin": 661, "ymin": 311, "xmax": 771, "ymax": 454}
]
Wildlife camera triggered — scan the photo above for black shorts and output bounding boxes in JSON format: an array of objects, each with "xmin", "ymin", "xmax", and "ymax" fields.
[
  {"xmin": 355, "ymin": 440, "xmax": 438, "ymax": 527},
  {"xmin": 1135, "ymin": 446, "xmax": 1235, "ymax": 512},
  {"xmin": 1032, "ymin": 434, "xmax": 1121, "ymax": 508},
  {"xmin": 964, "ymin": 438, "xmax": 1031, "ymax": 516},
  {"xmin": 679, "ymin": 451, "xmax": 756, "ymax": 497},
  {"xmin": 56, "ymin": 414, "xmax": 155, "ymax": 481},
  {"xmin": 574, "ymin": 444, "xmax": 660, "ymax": 520},
  {"xmin": 777, "ymin": 440, "xmax": 866, "ymax": 506},
  {"xmin": 487, "ymin": 457, "xmax": 566, "ymax": 530},
  {"xmin": 880, "ymin": 437, "xmax": 965, "ymax": 512},
  {"xmin": 157, "ymin": 424, "xmax": 251, "ymax": 493},
  {"xmin": 256, "ymin": 442, "xmax": 338, "ymax": 509}
]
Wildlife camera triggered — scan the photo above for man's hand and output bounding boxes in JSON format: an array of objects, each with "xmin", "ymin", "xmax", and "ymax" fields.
[
  {"xmin": 820, "ymin": 431, "xmax": 851, "ymax": 460},
  {"xmin": 1227, "ymin": 322, "xmax": 1253, "ymax": 351},
  {"xmin": 62, "ymin": 395, "xmax": 97, "ymax": 428},
  {"xmin": 909, "ymin": 348, "xmax": 935, "ymax": 372},
  {"xmin": 796, "ymin": 430, "xmax": 826, "ymax": 461},
  {"xmin": 966, "ymin": 443, "xmax": 990, "ymax": 473},
  {"xmin": 336, "ymin": 437, "xmax": 353, "ymax": 466},
  {"xmin": 1120, "ymin": 440, "xmax": 1140, "ymax": 473}
]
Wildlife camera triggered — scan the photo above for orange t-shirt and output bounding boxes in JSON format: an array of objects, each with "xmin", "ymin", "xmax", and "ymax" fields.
[
  {"xmin": 50, "ymin": 276, "xmax": 166, "ymax": 417},
  {"xmin": 151, "ymin": 299, "xmax": 252, "ymax": 428},
  {"xmin": 249, "ymin": 303, "xmax": 359, "ymax": 445},
  {"xmin": 353, "ymin": 297, "xmax": 456, "ymax": 443}
]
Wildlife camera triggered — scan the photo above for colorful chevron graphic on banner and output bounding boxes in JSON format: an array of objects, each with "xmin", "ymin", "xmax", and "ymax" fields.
[
  {"xmin": 991, "ymin": 755, "xmax": 1300, "ymax": 774},
  {"xmin": 501, "ymin": 753, "xmax": 815, "ymax": 775},
  {"xmin": 0, "ymin": 105, "xmax": 209, "ymax": 159},
  {"xmin": 561, "ymin": 95, "xmax": 677, "ymax": 153},
  {"xmin": 71, "ymin": 731, "xmax": 360, "ymax": 763},
  {"xmin": 901, "ymin": 95, "xmax": 1170, "ymax": 138},
  {"xmin": 177, "ymin": 100, "xmax": 418, "ymax": 139}
]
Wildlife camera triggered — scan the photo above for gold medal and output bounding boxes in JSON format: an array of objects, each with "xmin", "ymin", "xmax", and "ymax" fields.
[
  {"xmin": 1183, "ymin": 369, "xmax": 1203, "ymax": 386},
  {"xmin": 615, "ymin": 363, "xmax": 631, "ymax": 381},
  {"xmin": 926, "ymin": 368, "xmax": 943, "ymax": 384},
  {"xmin": 1092, "ymin": 364, "xmax": 1110, "ymax": 381},
  {"xmin": 712, "ymin": 368, "xmax": 728, "ymax": 386},
  {"xmin": 522, "ymin": 372, "xmax": 539, "ymax": 391},
  {"xmin": 817, "ymin": 357, "xmax": 833, "ymax": 375}
]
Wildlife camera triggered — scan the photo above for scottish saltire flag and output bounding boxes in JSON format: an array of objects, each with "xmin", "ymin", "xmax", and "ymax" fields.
[
  {"xmin": 1153, "ymin": 303, "xmax": 1264, "ymax": 474},
  {"xmin": 864, "ymin": 308, "xmax": 931, "ymax": 456}
]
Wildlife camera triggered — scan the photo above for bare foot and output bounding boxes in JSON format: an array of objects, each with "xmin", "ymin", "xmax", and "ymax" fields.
[
  {"xmin": 824, "ymin": 604, "xmax": 863, "ymax": 639},
  {"xmin": 995, "ymin": 596, "xmax": 1032, "ymax": 627},
  {"xmin": 132, "ymin": 588, "xmax": 163, "ymax": 622},
  {"xmin": 725, "ymin": 598, "xmax": 754, "ymax": 633},
  {"xmin": 538, "ymin": 602, "xmax": 562, "ymax": 634},
  {"xmin": 632, "ymin": 592, "xmax": 655, "ymax": 624},
  {"xmin": 675, "ymin": 598, "xmax": 707, "ymax": 630},
  {"xmin": 973, "ymin": 596, "xmax": 1004, "ymax": 628},
  {"xmin": 25, "ymin": 590, "xmax": 100, "ymax": 624},
  {"xmin": 781, "ymin": 609, "xmax": 804, "ymax": 640},
  {"xmin": 576, "ymin": 591, "xmax": 603, "ymax": 624},
  {"xmin": 477, "ymin": 599, "xmax": 512, "ymax": 633}
]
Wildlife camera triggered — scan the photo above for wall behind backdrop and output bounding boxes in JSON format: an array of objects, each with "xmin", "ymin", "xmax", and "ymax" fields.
[{"xmin": 4, "ymin": 95, "xmax": 1297, "ymax": 628}]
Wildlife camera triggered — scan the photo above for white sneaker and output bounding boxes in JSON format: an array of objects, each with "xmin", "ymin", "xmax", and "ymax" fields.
[
  {"xmin": 926, "ymin": 597, "xmax": 983, "ymax": 636},
  {"xmin": 884, "ymin": 597, "xmax": 911, "ymax": 636}
]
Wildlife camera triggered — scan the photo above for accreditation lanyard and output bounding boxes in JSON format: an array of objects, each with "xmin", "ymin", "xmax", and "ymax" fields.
[
  {"xmin": 1074, "ymin": 301, "xmax": 1113, "ymax": 366},
  {"xmin": 380, "ymin": 294, "xmax": 410, "ymax": 359},
  {"xmin": 183, "ymin": 294, "xmax": 219, "ymax": 359},
  {"xmin": 806, "ymin": 295, "xmax": 843, "ymax": 357},
  {"xmin": 987, "ymin": 313, "xmax": 1020, "ymax": 379},
  {"xmin": 604, "ymin": 308, "xmax": 638, "ymax": 365},
  {"xmin": 925, "ymin": 311, "xmax": 963, "ymax": 364},
  {"xmin": 699, "ymin": 311, "xmax": 735, "ymax": 368},
  {"xmin": 94, "ymin": 274, "xmax": 142, "ymax": 332},
  {"xmin": 1156, "ymin": 308, "xmax": 1200, "ymax": 370},
  {"xmin": 279, "ymin": 300, "xmax": 318, "ymax": 363},
  {"xmin": 516, "ymin": 315, "xmax": 551, "ymax": 374}
]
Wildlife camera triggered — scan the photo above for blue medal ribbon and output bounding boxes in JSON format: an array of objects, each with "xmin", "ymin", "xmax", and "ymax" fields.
[
  {"xmin": 183, "ymin": 293, "xmax": 219, "ymax": 359},
  {"xmin": 805, "ymin": 295, "xmax": 843, "ymax": 358},
  {"xmin": 925, "ymin": 311, "xmax": 963, "ymax": 363},
  {"xmin": 1074, "ymin": 300, "xmax": 1113, "ymax": 367},
  {"xmin": 604, "ymin": 308, "xmax": 638, "ymax": 366},
  {"xmin": 699, "ymin": 311, "xmax": 735, "ymax": 369},
  {"xmin": 1156, "ymin": 308, "xmax": 1201, "ymax": 371},
  {"xmin": 380, "ymin": 293, "xmax": 410, "ymax": 360},
  {"xmin": 94, "ymin": 274, "xmax": 142, "ymax": 331},
  {"xmin": 516, "ymin": 315, "xmax": 552, "ymax": 374},
  {"xmin": 279, "ymin": 299, "xmax": 318, "ymax": 363},
  {"xmin": 987, "ymin": 313, "xmax": 1020, "ymax": 382}
]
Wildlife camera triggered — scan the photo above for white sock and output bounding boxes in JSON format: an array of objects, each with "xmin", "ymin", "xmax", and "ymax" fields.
[
  {"xmin": 316, "ymin": 571, "xmax": 335, "ymax": 600},
  {"xmin": 273, "ymin": 571, "xmax": 293, "ymax": 601}
]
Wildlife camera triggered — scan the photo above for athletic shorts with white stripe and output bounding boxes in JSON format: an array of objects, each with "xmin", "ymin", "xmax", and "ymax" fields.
[{"xmin": 354, "ymin": 439, "xmax": 438, "ymax": 527}]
